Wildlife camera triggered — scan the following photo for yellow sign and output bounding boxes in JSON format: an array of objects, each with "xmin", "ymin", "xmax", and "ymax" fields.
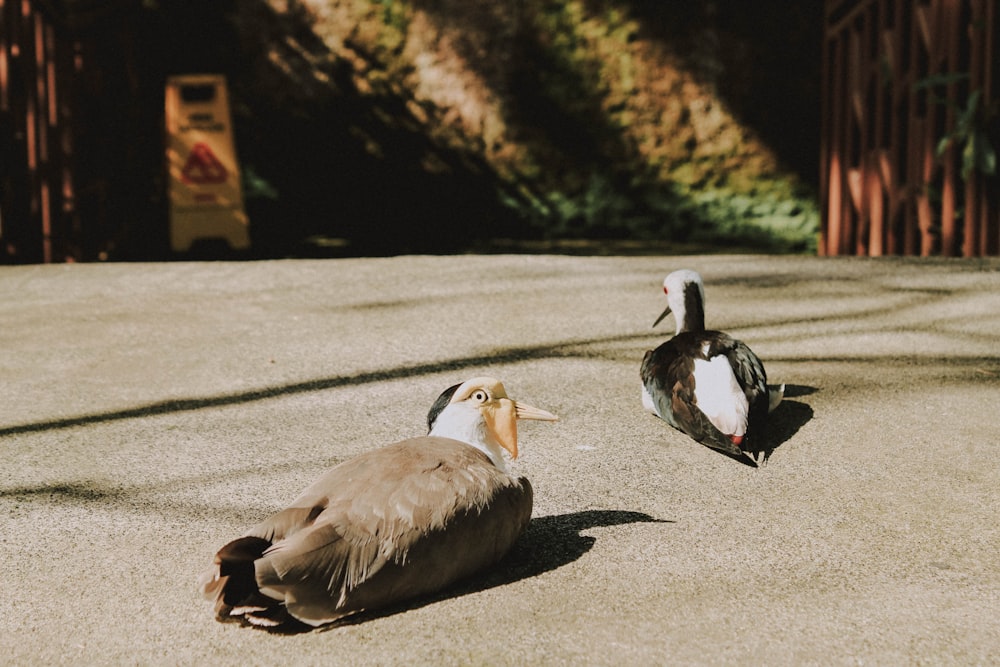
[{"xmin": 165, "ymin": 74, "xmax": 249, "ymax": 252}]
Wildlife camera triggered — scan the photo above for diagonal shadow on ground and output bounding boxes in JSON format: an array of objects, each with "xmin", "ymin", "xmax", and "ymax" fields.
[{"xmin": 0, "ymin": 334, "xmax": 652, "ymax": 438}]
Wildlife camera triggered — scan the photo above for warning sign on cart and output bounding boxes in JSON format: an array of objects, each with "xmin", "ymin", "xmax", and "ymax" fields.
[
  {"xmin": 181, "ymin": 143, "xmax": 229, "ymax": 184},
  {"xmin": 165, "ymin": 74, "xmax": 250, "ymax": 252}
]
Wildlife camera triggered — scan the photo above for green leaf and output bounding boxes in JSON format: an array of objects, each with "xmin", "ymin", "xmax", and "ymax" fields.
[
  {"xmin": 954, "ymin": 90, "xmax": 981, "ymax": 138},
  {"xmin": 974, "ymin": 130, "xmax": 997, "ymax": 176},
  {"xmin": 914, "ymin": 72, "xmax": 971, "ymax": 90},
  {"xmin": 962, "ymin": 137, "xmax": 977, "ymax": 179},
  {"xmin": 936, "ymin": 135, "xmax": 953, "ymax": 157}
]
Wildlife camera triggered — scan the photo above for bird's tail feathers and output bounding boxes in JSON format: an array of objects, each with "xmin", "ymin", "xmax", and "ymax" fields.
[
  {"xmin": 700, "ymin": 433, "xmax": 759, "ymax": 467},
  {"xmin": 200, "ymin": 536, "xmax": 279, "ymax": 623},
  {"xmin": 692, "ymin": 416, "xmax": 759, "ymax": 467},
  {"xmin": 768, "ymin": 383, "xmax": 785, "ymax": 413}
]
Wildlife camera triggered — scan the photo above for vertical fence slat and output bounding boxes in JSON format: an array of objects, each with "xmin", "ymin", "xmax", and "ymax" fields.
[
  {"xmin": 964, "ymin": 0, "xmax": 985, "ymax": 257},
  {"xmin": 0, "ymin": 0, "xmax": 74, "ymax": 263},
  {"xmin": 939, "ymin": 0, "xmax": 961, "ymax": 257},
  {"xmin": 983, "ymin": 0, "xmax": 999, "ymax": 255}
]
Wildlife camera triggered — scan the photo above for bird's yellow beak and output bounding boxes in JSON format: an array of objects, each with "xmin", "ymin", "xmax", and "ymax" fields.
[{"xmin": 484, "ymin": 399, "xmax": 558, "ymax": 460}]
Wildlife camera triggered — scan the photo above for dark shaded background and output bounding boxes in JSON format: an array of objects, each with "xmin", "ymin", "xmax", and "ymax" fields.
[{"xmin": 36, "ymin": 1, "xmax": 822, "ymax": 259}]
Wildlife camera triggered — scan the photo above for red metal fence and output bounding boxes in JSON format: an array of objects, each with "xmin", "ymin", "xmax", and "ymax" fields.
[
  {"xmin": 0, "ymin": 0, "xmax": 78, "ymax": 263},
  {"xmin": 821, "ymin": 0, "xmax": 999, "ymax": 257}
]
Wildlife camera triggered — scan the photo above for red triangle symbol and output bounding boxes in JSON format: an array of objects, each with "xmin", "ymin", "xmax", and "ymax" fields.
[{"xmin": 181, "ymin": 142, "xmax": 228, "ymax": 184}]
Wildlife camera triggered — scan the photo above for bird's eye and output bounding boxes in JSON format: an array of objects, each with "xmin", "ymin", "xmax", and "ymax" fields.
[
  {"xmin": 663, "ymin": 287, "xmax": 669, "ymax": 295},
  {"xmin": 472, "ymin": 390, "xmax": 489, "ymax": 403}
]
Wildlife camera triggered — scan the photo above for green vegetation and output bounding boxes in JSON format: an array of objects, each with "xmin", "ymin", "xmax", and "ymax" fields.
[{"xmin": 483, "ymin": 0, "xmax": 820, "ymax": 252}]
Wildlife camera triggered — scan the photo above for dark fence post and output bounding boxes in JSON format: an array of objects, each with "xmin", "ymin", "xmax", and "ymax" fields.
[{"xmin": 0, "ymin": 0, "xmax": 77, "ymax": 263}]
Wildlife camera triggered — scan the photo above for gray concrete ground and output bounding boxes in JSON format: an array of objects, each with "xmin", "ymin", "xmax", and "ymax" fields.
[{"xmin": 1, "ymin": 254, "xmax": 999, "ymax": 665}]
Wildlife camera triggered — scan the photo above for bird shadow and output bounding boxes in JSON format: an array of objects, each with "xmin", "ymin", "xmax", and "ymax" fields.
[
  {"xmin": 265, "ymin": 509, "xmax": 670, "ymax": 634},
  {"xmin": 705, "ymin": 385, "xmax": 816, "ymax": 468},
  {"xmin": 469, "ymin": 509, "xmax": 672, "ymax": 591},
  {"xmin": 745, "ymin": 384, "xmax": 816, "ymax": 465},
  {"xmin": 782, "ymin": 384, "xmax": 818, "ymax": 399}
]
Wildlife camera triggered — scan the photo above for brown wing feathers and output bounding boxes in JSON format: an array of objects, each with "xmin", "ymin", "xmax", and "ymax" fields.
[{"xmin": 201, "ymin": 437, "xmax": 531, "ymax": 627}]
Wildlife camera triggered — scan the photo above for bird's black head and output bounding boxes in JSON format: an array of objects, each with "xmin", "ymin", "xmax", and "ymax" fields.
[{"xmin": 427, "ymin": 382, "xmax": 462, "ymax": 433}]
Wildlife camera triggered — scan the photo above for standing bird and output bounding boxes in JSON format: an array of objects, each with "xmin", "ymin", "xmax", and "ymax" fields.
[
  {"xmin": 199, "ymin": 377, "xmax": 558, "ymax": 629},
  {"xmin": 640, "ymin": 270, "xmax": 782, "ymax": 465}
]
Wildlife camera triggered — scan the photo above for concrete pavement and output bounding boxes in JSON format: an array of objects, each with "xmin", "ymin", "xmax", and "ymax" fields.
[{"xmin": 2, "ymin": 254, "xmax": 999, "ymax": 665}]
